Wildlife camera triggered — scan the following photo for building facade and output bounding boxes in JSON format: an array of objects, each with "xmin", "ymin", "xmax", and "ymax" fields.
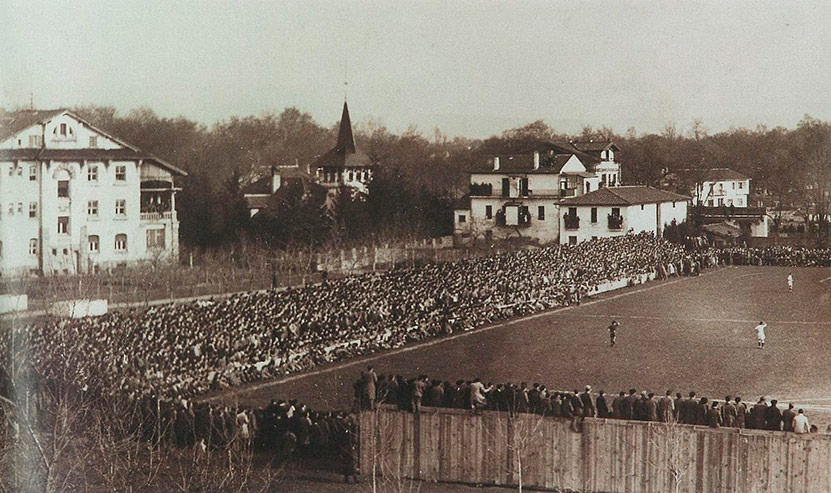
[
  {"xmin": 454, "ymin": 141, "xmax": 622, "ymax": 244},
  {"xmin": 676, "ymin": 168, "xmax": 751, "ymax": 207},
  {"xmin": 0, "ymin": 110, "xmax": 186, "ymax": 276},
  {"xmin": 558, "ymin": 186, "xmax": 689, "ymax": 244}
]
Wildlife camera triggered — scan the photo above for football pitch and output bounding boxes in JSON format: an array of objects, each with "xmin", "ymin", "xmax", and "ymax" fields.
[{"xmin": 216, "ymin": 266, "xmax": 831, "ymax": 419}]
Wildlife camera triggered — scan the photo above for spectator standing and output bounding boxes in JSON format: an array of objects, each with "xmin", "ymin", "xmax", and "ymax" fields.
[
  {"xmin": 735, "ymin": 397, "xmax": 747, "ymax": 428},
  {"xmin": 793, "ymin": 410, "xmax": 810, "ymax": 434},
  {"xmin": 596, "ymin": 391, "xmax": 610, "ymax": 418},
  {"xmin": 707, "ymin": 402, "xmax": 722, "ymax": 428},
  {"xmin": 658, "ymin": 390, "xmax": 674, "ymax": 423},
  {"xmin": 782, "ymin": 403, "xmax": 796, "ymax": 432},
  {"xmin": 765, "ymin": 399, "xmax": 782, "ymax": 431}
]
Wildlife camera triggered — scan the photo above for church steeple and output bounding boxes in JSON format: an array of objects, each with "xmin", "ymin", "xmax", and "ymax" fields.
[{"xmin": 335, "ymin": 101, "xmax": 356, "ymax": 154}]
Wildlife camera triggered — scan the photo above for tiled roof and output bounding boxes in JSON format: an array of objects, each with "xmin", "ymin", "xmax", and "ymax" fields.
[
  {"xmin": 675, "ymin": 168, "xmax": 750, "ymax": 182},
  {"xmin": 245, "ymin": 195, "xmax": 272, "ymax": 210},
  {"xmin": 471, "ymin": 152, "xmax": 583, "ymax": 174},
  {"xmin": 313, "ymin": 101, "xmax": 372, "ymax": 169},
  {"xmin": 242, "ymin": 177, "xmax": 271, "ymax": 195},
  {"xmin": 0, "ymin": 148, "xmax": 187, "ymax": 176},
  {"xmin": 0, "ymin": 109, "xmax": 66, "ymax": 142},
  {"xmin": 559, "ymin": 186, "xmax": 690, "ymax": 206},
  {"xmin": 570, "ymin": 140, "xmax": 619, "ymax": 153},
  {"xmin": 453, "ymin": 196, "xmax": 471, "ymax": 210}
]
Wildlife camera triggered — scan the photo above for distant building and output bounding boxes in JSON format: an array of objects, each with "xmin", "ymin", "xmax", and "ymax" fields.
[
  {"xmin": 242, "ymin": 164, "xmax": 317, "ymax": 217},
  {"xmin": 453, "ymin": 140, "xmax": 622, "ymax": 244},
  {"xmin": 558, "ymin": 186, "xmax": 689, "ymax": 245},
  {"xmin": 0, "ymin": 109, "xmax": 186, "ymax": 276},
  {"xmin": 674, "ymin": 168, "xmax": 751, "ymax": 207},
  {"xmin": 668, "ymin": 167, "xmax": 769, "ymax": 238},
  {"xmin": 312, "ymin": 101, "xmax": 373, "ymax": 196}
]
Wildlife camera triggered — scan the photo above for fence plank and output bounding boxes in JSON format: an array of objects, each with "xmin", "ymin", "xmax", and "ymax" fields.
[{"xmin": 360, "ymin": 409, "xmax": 831, "ymax": 492}]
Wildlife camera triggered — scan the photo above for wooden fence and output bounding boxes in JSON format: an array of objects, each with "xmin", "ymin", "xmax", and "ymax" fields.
[{"xmin": 359, "ymin": 406, "xmax": 831, "ymax": 492}]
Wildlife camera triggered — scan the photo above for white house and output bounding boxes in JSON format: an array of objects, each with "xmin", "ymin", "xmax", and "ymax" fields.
[
  {"xmin": 454, "ymin": 141, "xmax": 622, "ymax": 244},
  {"xmin": 558, "ymin": 186, "xmax": 689, "ymax": 244},
  {"xmin": 676, "ymin": 168, "xmax": 751, "ymax": 207},
  {"xmin": 0, "ymin": 109, "xmax": 186, "ymax": 276}
]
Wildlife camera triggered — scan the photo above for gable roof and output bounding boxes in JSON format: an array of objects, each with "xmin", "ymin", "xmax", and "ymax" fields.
[
  {"xmin": 470, "ymin": 152, "xmax": 588, "ymax": 175},
  {"xmin": 241, "ymin": 165, "xmax": 313, "ymax": 195},
  {"xmin": 0, "ymin": 109, "xmax": 187, "ymax": 176},
  {"xmin": 313, "ymin": 101, "xmax": 372, "ymax": 169},
  {"xmin": 703, "ymin": 221, "xmax": 743, "ymax": 238},
  {"xmin": 0, "ymin": 109, "xmax": 66, "ymax": 142},
  {"xmin": 675, "ymin": 167, "xmax": 750, "ymax": 183},
  {"xmin": 570, "ymin": 140, "xmax": 620, "ymax": 153},
  {"xmin": 559, "ymin": 186, "xmax": 690, "ymax": 206}
]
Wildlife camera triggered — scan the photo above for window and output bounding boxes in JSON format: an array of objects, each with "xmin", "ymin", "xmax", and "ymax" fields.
[
  {"xmin": 611, "ymin": 207, "xmax": 621, "ymax": 217},
  {"xmin": 738, "ymin": 182, "xmax": 744, "ymax": 190},
  {"xmin": 114, "ymin": 234, "xmax": 127, "ymax": 252},
  {"xmin": 672, "ymin": 201, "xmax": 676, "ymax": 208},
  {"xmin": 88, "ymin": 165, "xmax": 98, "ymax": 182},
  {"xmin": 591, "ymin": 207, "xmax": 598, "ymax": 223},
  {"xmin": 458, "ymin": 214, "xmax": 466, "ymax": 223},
  {"xmin": 7, "ymin": 203, "xmax": 13, "ymax": 215},
  {"xmin": 16, "ymin": 203, "xmax": 22, "ymax": 214},
  {"xmin": 501, "ymin": 178, "xmax": 510, "ymax": 197},
  {"xmin": 16, "ymin": 167, "xmax": 22, "ymax": 176},
  {"xmin": 640, "ymin": 204, "xmax": 645, "ymax": 210},
  {"xmin": 8, "ymin": 166, "xmax": 13, "ymax": 177},
  {"xmin": 57, "ymin": 216, "xmax": 69, "ymax": 234},
  {"xmin": 28, "ymin": 135, "xmax": 42, "ymax": 147},
  {"xmin": 485, "ymin": 205, "xmax": 493, "ymax": 219},
  {"xmin": 88, "ymin": 235, "xmax": 99, "ymax": 253},
  {"xmin": 57, "ymin": 180, "xmax": 69, "ymax": 198},
  {"xmin": 28, "ymin": 239, "xmax": 38, "ymax": 255},
  {"xmin": 59, "ymin": 123, "xmax": 67, "ymax": 136},
  {"xmin": 568, "ymin": 236, "xmax": 577, "ymax": 245},
  {"xmin": 538, "ymin": 205, "xmax": 545, "ymax": 220},
  {"xmin": 87, "ymin": 200, "xmax": 99, "ymax": 216},
  {"xmin": 732, "ymin": 182, "xmax": 736, "ymax": 189},
  {"xmin": 89, "ymin": 136, "xmax": 98, "ymax": 148},
  {"xmin": 28, "ymin": 203, "xmax": 37, "ymax": 218},
  {"xmin": 29, "ymin": 164, "xmax": 37, "ymax": 181},
  {"xmin": 115, "ymin": 199, "xmax": 126, "ymax": 216},
  {"xmin": 115, "ymin": 165, "xmax": 126, "ymax": 181},
  {"xmin": 146, "ymin": 229, "xmax": 166, "ymax": 249}
]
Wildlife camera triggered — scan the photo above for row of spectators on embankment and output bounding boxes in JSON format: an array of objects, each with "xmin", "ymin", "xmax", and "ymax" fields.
[{"xmin": 356, "ymin": 368, "xmax": 816, "ymax": 434}]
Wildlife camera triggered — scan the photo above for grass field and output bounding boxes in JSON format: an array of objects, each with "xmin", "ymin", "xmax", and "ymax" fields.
[{"xmin": 214, "ymin": 266, "xmax": 831, "ymax": 424}]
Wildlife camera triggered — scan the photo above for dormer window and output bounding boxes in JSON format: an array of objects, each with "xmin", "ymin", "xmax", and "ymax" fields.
[{"xmin": 60, "ymin": 123, "xmax": 67, "ymax": 136}]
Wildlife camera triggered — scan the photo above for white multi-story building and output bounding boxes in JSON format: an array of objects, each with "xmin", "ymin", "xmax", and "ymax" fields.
[
  {"xmin": 676, "ymin": 168, "xmax": 751, "ymax": 207},
  {"xmin": 453, "ymin": 141, "xmax": 622, "ymax": 244},
  {"xmin": 0, "ymin": 109, "xmax": 186, "ymax": 276},
  {"xmin": 558, "ymin": 186, "xmax": 689, "ymax": 244}
]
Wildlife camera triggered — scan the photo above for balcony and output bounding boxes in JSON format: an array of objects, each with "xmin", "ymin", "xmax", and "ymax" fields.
[
  {"xmin": 559, "ymin": 188, "xmax": 577, "ymax": 198},
  {"xmin": 697, "ymin": 206, "xmax": 765, "ymax": 218},
  {"xmin": 141, "ymin": 211, "xmax": 175, "ymax": 222},
  {"xmin": 608, "ymin": 214, "xmax": 624, "ymax": 230},
  {"xmin": 469, "ymin": 183, "xmax": 493, "ymax": 197},
  {"xmin": 563, "ymin": 213, "xmax": 580, "ymax": 230}
]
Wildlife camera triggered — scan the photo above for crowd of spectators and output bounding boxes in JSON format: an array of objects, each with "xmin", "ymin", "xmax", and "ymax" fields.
[
  {"xmin": 1, "ymin": 233, "xmax": 704, "ymax": 403},
  {"xmin": 356, "ymin": 368, "xmax": 817, "ymax": 435},
  {"xmin": 716, "ymin": 246, "xmax": 831, "ymax": 266}
]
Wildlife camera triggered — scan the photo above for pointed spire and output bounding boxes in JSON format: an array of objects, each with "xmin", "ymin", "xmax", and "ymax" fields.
[{"xmin": 335, "ymin": 101, "xmax": 356, "ymax": 154}]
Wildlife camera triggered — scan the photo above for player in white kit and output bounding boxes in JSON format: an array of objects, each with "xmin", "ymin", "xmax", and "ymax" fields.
[
  {"xmin": 787, "ymin": 272, "xmax": 793, "ymax": 293},
  {"xmin": 755, "ymin": 321, "xmax": 767, "ymax": 349}
]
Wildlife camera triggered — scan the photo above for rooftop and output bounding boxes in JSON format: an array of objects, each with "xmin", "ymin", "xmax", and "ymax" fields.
[
  {"xmin": 675, "ymin": 167, "xmax": 751, "ymax": 183},
  {"xmin": 559, "ymin": 186, "xmax": 690, "ymax": 206}
]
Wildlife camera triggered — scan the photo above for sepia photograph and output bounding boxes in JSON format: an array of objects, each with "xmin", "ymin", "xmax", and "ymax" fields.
[{"xmin": 1, "ymin": 1, "xmax": 831, "ymax": 491}]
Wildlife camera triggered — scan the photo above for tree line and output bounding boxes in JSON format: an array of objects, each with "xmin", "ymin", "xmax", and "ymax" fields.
[{"xmin": 59, "ymin": 106, "xmax": 831, "ymax": 250}]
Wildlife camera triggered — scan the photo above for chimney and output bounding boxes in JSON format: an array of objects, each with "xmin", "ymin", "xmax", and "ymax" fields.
[
  {"xmin": 271, "ymin": 166, "xmax": 281, "ymax": 193},
  {"xmin": 493, "ymin": 156, "xmax": 500, "ymax": 171},
  {"xmin": 533, "ymin": 151, "xmax": 540, "ymax": 170}
]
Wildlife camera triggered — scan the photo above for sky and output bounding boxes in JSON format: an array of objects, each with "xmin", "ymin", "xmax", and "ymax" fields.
[{"xmin": 1, "ymin": 0, "xmax": 830, "ymax": 138}]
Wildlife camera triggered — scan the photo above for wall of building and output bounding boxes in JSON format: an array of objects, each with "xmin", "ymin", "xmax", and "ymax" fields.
[
  {"xmin": 0, "ymin": 158, "xmax": 177, "ymax": 276},
  {"xmin": 560, "ymin": 200, "xmax": 688, "ymax": 244},
  {"xmin": 695, "ymin": 179, "xmax": 750, "ymax": 207}
]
